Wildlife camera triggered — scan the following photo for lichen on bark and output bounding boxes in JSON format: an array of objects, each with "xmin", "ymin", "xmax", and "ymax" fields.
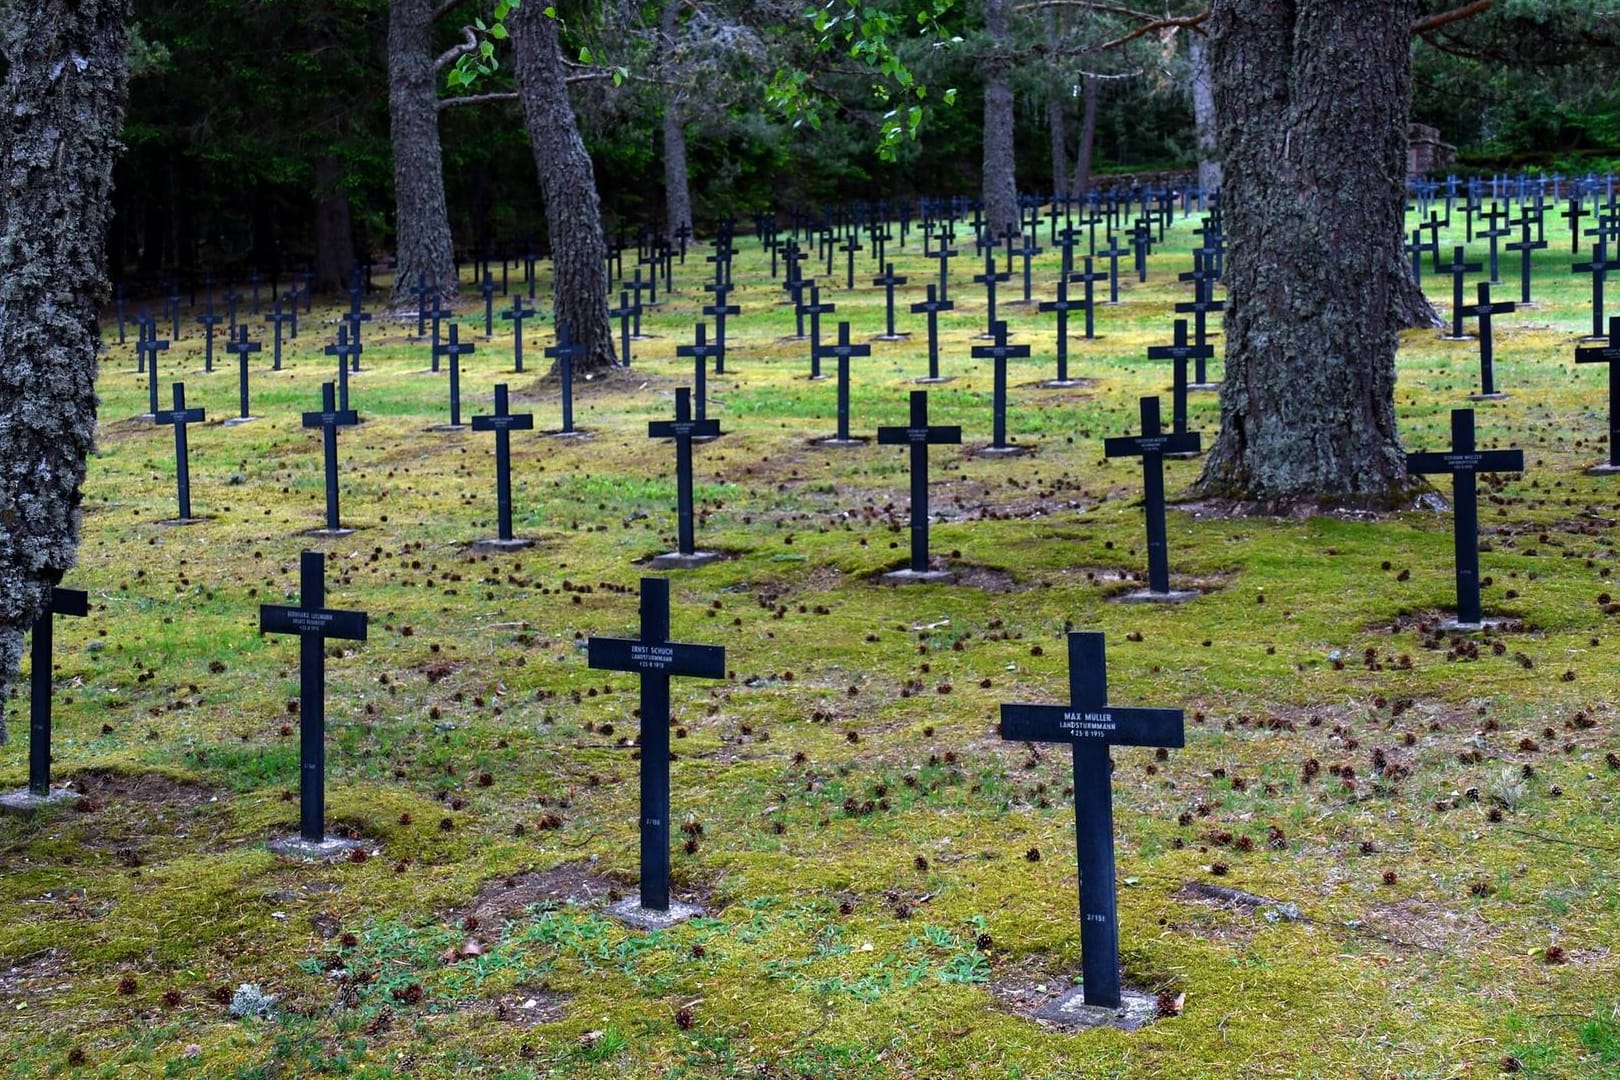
[
  {"xmin": 0, "ymin": 0, "xmax": 131, "ymax": 743},
  {"xmin": 1194, "ymin": 0, "xmax": 1428, "ymax": 512}
]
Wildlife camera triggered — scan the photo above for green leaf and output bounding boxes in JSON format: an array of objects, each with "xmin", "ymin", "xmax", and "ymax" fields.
[{"xmin": 579, "ymin": 45, "xmax": 594, "ymax": 63}]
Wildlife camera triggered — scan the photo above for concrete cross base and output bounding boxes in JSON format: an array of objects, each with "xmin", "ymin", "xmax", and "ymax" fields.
[
  {"xmin": 1115, "ymin": 588, "xmax": 1199, "ymax": 605},
  {"xmin": 1033, "ymin": 985, "xmax": 1162, "ymax": 1031},
  {"xmin": 267, "ymin": 835, "xmax": 366, "ymax": 862},
  {"xmin": 0, "ymin": 787, "xmax": 81, "ymax": 815},
  {"xmin": 1584, "ymin": 462, "xmax": 1620, "ymax": 476},
  {"xmin": 222, "ymin": 416, "xmax": 260, "ymax": 428},
  {"xmin": 471, "ymin": 538, "xmax": 535, "ymax": 554},
  {"xmin": 605, "ymin": 895, "xmax": 703, "ymax": 930},
  {"xmin": 881, "ymin": 567, "xmax": 954, "ymax": 585},
  {"xmin": 648, "ymin": 550, "xmax": 719, "ymax": 570}
]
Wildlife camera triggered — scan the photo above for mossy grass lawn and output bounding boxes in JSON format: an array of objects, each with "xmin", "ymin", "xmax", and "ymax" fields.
[{"xmin": 2, "ymin": 213, "xmax": 1617, "ymax": 1078}]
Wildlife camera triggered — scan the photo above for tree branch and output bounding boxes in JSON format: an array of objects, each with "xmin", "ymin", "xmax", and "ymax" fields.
[
  {"xmin": 1412, "ymin": 1, "xmax": 1492, "ymax": 36},
  {"xmin": 437, "ymin": 90, "xmax": 521, "ymax": 110},
  {"xmin": 435, "ymin": 26, "xmax": 479, "ymax": 71},
  {"xmin": 1014, "ymin": 0, "xmax": 1162, "ymax": 18},
  {"xmin": 1096, "ymin": 10, "xmax": 1208, "ymax": 50}
]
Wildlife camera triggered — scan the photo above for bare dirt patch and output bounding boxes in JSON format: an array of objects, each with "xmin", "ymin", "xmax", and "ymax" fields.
[
  {"xmin": 0, "ymin": 949, "xmax": 70, "ymax": 1006},
  {"xmin": 66, "ymin": 767, "xmax": 218, "ymax": 813},
  {"xmin": 447, "ymin": 860, "xmax": 626, "ymax": 932},
  {"xmin": 470, "ymin": 984, "xmax": 570, "ymax": 1028},
  {"xmin": 1358, "ymin": 898, "xmax": 1497, "ymax": 953}
]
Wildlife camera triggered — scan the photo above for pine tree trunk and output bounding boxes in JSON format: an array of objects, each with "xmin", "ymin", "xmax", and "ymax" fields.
[
  {"xmin": 509, "ymin": 2, "xmax": 618, "ymax": 374},
  {"xmin": 1193, "ymin": 0, "xmax": 1423, "ymax": 511},
  {"xmin": 661, "ymin": 0, "xmax": 694, "ymax": 243},
  {"xmin": 1047, "ymin": 87, "xmax": 1070, "ymax": 198},
  {"xmin": 1071, "ymin": 74, "xmax": 1098, "ymax": 199},
  {"xmin": 1187, "ymin": 31, "xmax": 1222, "ymax": 195},
  {"xmin": 0, "ymin": 0, "xmax": 131, "ymax": 743},
  {"xmin": 313, "ymin": 154, "xmax": 355, "ymax": 294},
  {"xmin": 388, "ymin": 0, "xmax": 458, "ymax": 307},
  {"xmin": 1045, "ymin": 11, "xmax": 1069, "ymax": 198},
  {"xmin": 664, "ymin": 103, "xmax": 693, "ymax": 243},
  {"xmin": 980, "ymin": 0, "xmax": 1019, "ymax": 237}
]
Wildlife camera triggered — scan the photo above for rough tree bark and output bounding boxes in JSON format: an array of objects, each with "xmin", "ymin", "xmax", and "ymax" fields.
[
  {"xmin": 509, "ymin": 2, "xmax": 618, "ymax": 374},
  {"xmin": 1070, "ymin": 73, "xmax": 1098, "ymax": 199},
  {"xmin": 1187, "ymin": 30, "xmax": 1221, "ymax": 195},
  {"xmin": 1047, "ymin": 87, "xmax": 1070, "ymax": 197},
  {"xmin": 980, "ymin": 0, "xmax": 1020, "ymax": 237},
  {"xmin": 1045, "ymin": 12, "xmax": 1069, "ymax": 198},
  {"xmin": 0, "ymin": 0, "xmax": 131, "ymax": 743},
  {"xmin": 661, "ymin": 0, "xmax": 694, "ymax": 242},
  {"xmin": 1194, "ymin": 0, "xmax": 1426, "ymax": 510},
  {"xmin": 387, "ymin": 0, "xmax": 458, "ymax": 307}
]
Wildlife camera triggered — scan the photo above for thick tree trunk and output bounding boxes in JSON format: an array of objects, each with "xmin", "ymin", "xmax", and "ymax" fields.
[
  {"xmin": 1045, "ymin": 12, "xmax": 1069, "ymax": 198},
  {"xmin": 313, "ymin": 154, "xmax": 354, "ymax": 294},
  {"xmin": 509, "ymin": 2, "xmax": 618, "ymax": 374},
  {"xmin": 661, "ymin": 0, "xmax": 694, "ymax": 242},
  {"xmin": 387, "ymin": 0, "xmax": 458, "ymax": 307},
  {"xmin": 663, "ymin": 104, "xmax": 693, "ymax": 243},
  {"xmin": 1047, "ymin": 86, "xmax": 1069, "ymax": 198},
  {"xmin": 980, "ymin": 0, "xmax": 1019, "ymax": 237},
  {"xmin": 0, "ymin": 0, "xmax": 130, "ymax": 743},
  {"xmin": 1187, "ymin": 31, "xmax": 1221, "ymax": 195},
  {"xmin": 1194, "ymin": 0, "xmax": 1421, "ymax": 510},
  {"xmin": 1070, "ymin": 74, "xmax": 1098, "ymax": 199}
]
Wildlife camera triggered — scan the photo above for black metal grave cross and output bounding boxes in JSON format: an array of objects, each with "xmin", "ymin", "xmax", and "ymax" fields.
[
  {"xmin": 501, "ymin": 293, "xmax": 537, "ymax": 373},
  {"xmin": 1405, "ymin": 408, "xmax": 1524, "ymax": 627},
  {"xmin": 265, "ymin": 300, "xmax": 296, "ymax": 371},
  {"xmin": 1068, "ymin": 257, "xmax": 1106, "ymax": 339},
  {"xmin": 1574, "ymin": 315, "xmax": 1620, "ymax": 472},
  {"xmin": 480, "ymin": 271, "xmax": 497, "ymax": 337},
  {"xmin": 472, "ymin": 383, "xmax": 535, "ymax": 543},
  {"xmin": 872, "ymin": 264, "xmax": 908, "ymax": 340},
  {"xmin": 545, "ymin": 322, "xmax": 587, "ymax": 435},
  {"xmin": 137, "ymin": 328, "xmax": 170, "ymax": 419},
  {"xmin": 1441, "ymin": 246, "xmax": 1484, "ymax": 339},
  {"xmin": 815, "ymin": 322, "xmax": 872, "ymax": 444},
  {"xmin": 877, "ymin": 391, "xmax": 961, "ymax": 573},
  {"xmin": 1573, "ymin": 239, "xmax": 1620, "ymax": 341},
  {"xmin": 436, "ymin": 323, "xmax": 475, "ymax": 430},
  {"xmin": 1460, "ymin": 282, "xmax": 1516, "ymax": 399},
  {"xmin": 1104, "ymin": 396, "xmax": 1202, "ymax": 595},
  {"xmin": 1505, "ymin": 217, "xmax": 1547, "ymax": 305},
  {"xmin": 999, "ymin": 631, "xmax": 1184, "ymax": 1009},
  {"xmin": 973, "ymin": 252, "xmax": 1011, "ymax": 336},
  {"xmin": 649, "ymin": 388, "xmax": 722, "ymax": 557},
  {"xmin": 225, "ymin": 325, "xmax": 261, "ymax": 422},
  {"xmin": 196, "ymin": 301, "xmax": 223, "ymax": 373},
  {"xmin": 24, "ymin": 587, "xmax": 89, "ymax": 798},
  {"xmin": 324, "ymin": 325, "xmax": 360, "ymax": 413},
  {"xmin": 1145, "ymin": 319, "xmax": 1212, "ymax": 437},
  {"xmin": 259, "ymin": 552, "xmax": 367, "ymax": 844},
  {"xmin": 802, "ymin": 283, "xmax": 837, "ymax": 380},
  {"xmin": 302, "ymin": 383, "xmax": 359, "ymax": 534},
  {"xmin": 586, "ymin": 578, "xmax": 725, "ymax": 912},
  {"xmin": 676, "ymin": 323, "xmax": 723, "ymax": 423},
  {"xmin": 702, "ymin": 286, "xmax": 740, "ymax": 374},
  {"xmin": 153, "ymin": 383, "xmax": 206, "ymax": 522},
  {"xmin": 910, "ymin": 284, "xmax": 955, "ymax": 383},
  {"xmin": 1038, "ymin": 275, "xmax": 1085, "ymax": 385},
  {"xmin": 970, "ymin": 321, "xmax": 1031, "ymax": 453}
]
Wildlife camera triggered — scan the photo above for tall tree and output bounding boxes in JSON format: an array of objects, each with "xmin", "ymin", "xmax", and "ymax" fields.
[
  {"xmin": 0, "ymin": 0, "xmax": 131, "ymax": 742},
  {"xmin": 1186, "ymin": 29, "xmax": 1219, "ymax": 194},
  {"xmin": 508, "ymin": 2, "xmax": 618, "ymax": 373},
  {"xmin": 388, "ymin": 0, "xmax": 460, "ymax": 306},
  {"xmin": 980, "ymin": 0, "xmax": 1019, "ymax": 236},
  {"xmin": 659, "ymin": 0, "xmax": 694, "ymax": 241},
  {"xmin": 1193, "ymin": 0, "xmax": 1420, "ymax": 509}
]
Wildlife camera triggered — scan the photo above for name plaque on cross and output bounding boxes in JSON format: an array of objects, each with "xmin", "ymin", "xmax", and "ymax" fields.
[
  {"xmin": 1000, "ymin": 631, "xmax": 1184, "ymax": 1014},
  {"xmin": 587, "ymin": 577, "xmax": 726, "ymax": 920}
]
